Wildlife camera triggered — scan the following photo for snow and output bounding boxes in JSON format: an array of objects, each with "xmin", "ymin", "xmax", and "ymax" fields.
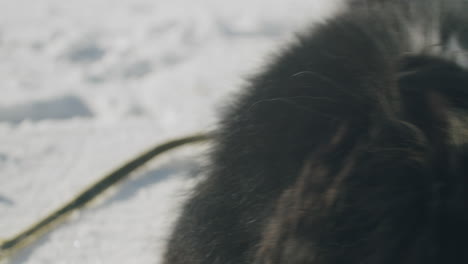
[{"xmin": 0, "ymin": 0, "xmax": 344, "ymax": 263}]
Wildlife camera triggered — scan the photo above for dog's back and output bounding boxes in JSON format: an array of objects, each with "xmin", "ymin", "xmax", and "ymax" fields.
[{"xmin": 164, "ymin": 1, "xmax": 468, "ymax": 263}]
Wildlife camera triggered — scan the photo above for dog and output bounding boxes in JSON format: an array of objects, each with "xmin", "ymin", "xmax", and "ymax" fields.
[{"xmin": 164, "ymin": 1, "xmax": 468, "ymax": 263}]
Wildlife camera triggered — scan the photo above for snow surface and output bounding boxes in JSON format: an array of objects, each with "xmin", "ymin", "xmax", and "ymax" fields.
[{"xmin": 0, "ymin": 0, "xmax": 344, "ymax": 263}]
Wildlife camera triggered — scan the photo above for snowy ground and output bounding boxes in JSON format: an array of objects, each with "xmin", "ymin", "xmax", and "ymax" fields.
[{"xmin": 0, "ymin": 0, "xmax": 344, "ymax": 263}]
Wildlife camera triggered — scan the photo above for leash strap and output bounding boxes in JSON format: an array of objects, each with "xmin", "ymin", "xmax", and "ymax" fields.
[{"xmin": 0, "ymin": 133, "xmax": 209, "ymax": 261}]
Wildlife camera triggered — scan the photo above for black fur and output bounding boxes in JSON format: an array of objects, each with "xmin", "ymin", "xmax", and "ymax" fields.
[{"xmin": 163, "ymin": 1, "xmax": 468, "ymax": 263}]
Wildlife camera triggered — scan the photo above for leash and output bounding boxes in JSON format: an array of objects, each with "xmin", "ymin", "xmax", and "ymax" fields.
[{"xmin": 0, "ymin": 133, "xmax": 210, "ymax": 261}]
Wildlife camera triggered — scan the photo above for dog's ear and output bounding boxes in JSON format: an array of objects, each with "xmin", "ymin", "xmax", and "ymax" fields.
[{"xmin": 253, "ymin": 123, "xmax": 433, "ymax": 264}]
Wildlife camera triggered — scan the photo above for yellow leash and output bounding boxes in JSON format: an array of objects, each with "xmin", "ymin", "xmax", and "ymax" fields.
[{"xmin": 0, "ymin": 133, "xmax": 210, "ymax": 261}]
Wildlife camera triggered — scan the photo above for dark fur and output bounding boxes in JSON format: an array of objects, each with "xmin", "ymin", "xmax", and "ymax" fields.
[{"xmin": 164, "ymin": 1, "xmax": 468, "ymax": 263}]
